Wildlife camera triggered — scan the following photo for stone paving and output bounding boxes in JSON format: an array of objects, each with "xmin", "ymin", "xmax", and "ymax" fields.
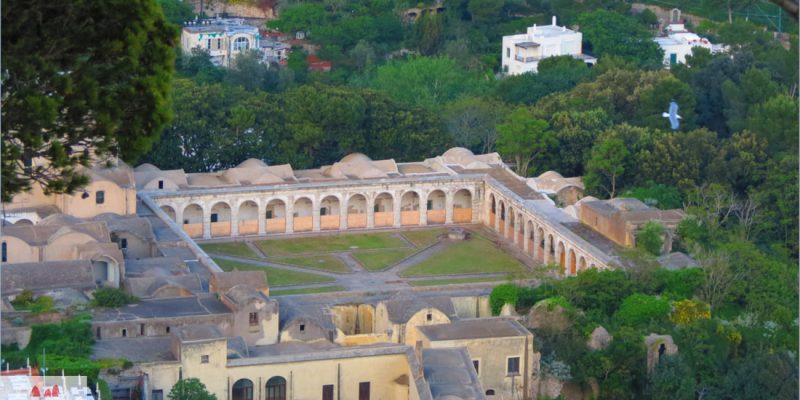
[{"xmin": 200, "ymin": 225, "xmax": 541, "ymax": 294}]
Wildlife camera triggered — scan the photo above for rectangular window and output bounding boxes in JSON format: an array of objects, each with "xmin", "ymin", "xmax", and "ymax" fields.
[
  {"xmin": 152, "ymin": 390, "xmax": 164, "ymax": 400},
  {"xmin": 249, "ymin": 312, "xmax": 258, "ymax": 326},
  {"xmin": 96, "ymin": 191, "xmax": 105, "ymax": 204},
  {"xmin": 322, "ymin": 385, "xmax": 334, "ymax": 400},
  {"xmin": 320, "ymin": 208, "xmax": 327, "ymax": 216},
  {"xmin": 207, "ymin": 39, "xmax": 211, "ymax": 49},
  {"xmin": 426, "ymin": 313, "xmax": 432, "ymax": 321},
  {"xmin": 120, "ymin": 238, "xmax": 128, "ymax": 249},
  {"xmin": 217, "ymin": 38, "xmax": 222, "ymax": 49},
  {"xmin": 300, "ymin": 324, "xmax": 305, "ymax": 332},
  {"xmin": 266, "ymin": 210, "xmax": 273, "ymax": 219},
  {"xmin": 374, "ymin": 204, "xmax": 380, "ymax": 212},
  {"xmin": 506, "ymin": 48, "xmax": 510, "ymax": 58},
  {"xmin": 158, "ymin": 180, "xmax": 164, "ymax": 189},
  {"xmin": 201, "ymin": 355, "xmax": 209, "ymax": 364},
  {"xmin": 507, "ymin": 357, "xmax": 520, "ymax": 375},
  {"xmin": 2, "ymin": 242, "xmax": 6, "ymax": 262},
  {"xmin": 359, "ymin": 382, "xmax": 370, "ymax": 400},
  {"xmin": 427, "ymin": 200, "xmax": 433, "ymax": 210},
  {"xmin": 210, "ymin": 213, "xmax": 218, "ymax": 223},
  {"xmin": 669, "ymin": 53, "xmax": 678, "ymax": 65},
  {"xmin": 473, "ymin": 360, "xmax": 480, "ymax": 375}
]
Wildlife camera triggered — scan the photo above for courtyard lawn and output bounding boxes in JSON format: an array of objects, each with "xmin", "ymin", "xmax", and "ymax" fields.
[
  {"xmin": 201, "ymin": 242, "xmax": 258, "ymax": 258},
  {"xmin": 271, "ymin": 255, "xmax": 351, "ymax": 273},
  {"xmin": 401, "ymin": 228, "xmax": 447, "ymax": 248},
  {"xmin": 400, "ymin": 236, "xmax": 526, "ymax": 277},
  {"xmin": 255, "ymin": 232, "xmax": 407, "ymax": 256},
  {"xmin": 351, "ymin": 248, "xmax": 417, "ymax": 271},
  {"xmin": 270, "ymin": 285, "xmax": 347, "ymax": 296},
  {"xmin": 214, "ymin": 258, "xmax": 335, "ymax": 287},
  {"xmin": 408, "ymin": 276, "xmax": 510, "ymax": 286}
]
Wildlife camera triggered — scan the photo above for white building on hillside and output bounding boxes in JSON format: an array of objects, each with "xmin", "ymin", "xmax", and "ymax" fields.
[
  {"xmin": 501, "ymin": 16, "xmax": 597, "ymax": 75},
  {"xmin": 654, "ymin": 23, "xmax": 724, "ymax": 68},
  {"xmin": 180, "ymin": 18, "xmax": 260, "ymax": 68}
]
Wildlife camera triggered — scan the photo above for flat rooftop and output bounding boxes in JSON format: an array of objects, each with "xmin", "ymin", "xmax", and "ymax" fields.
[
  {"xmin": 418, "ymin": 318, "xmax": 529, "ymax": 341},
  {"xmin": 92, "ymin": 337, "xmax": 176, "ymax": 363},
  {"xmin": 93, "ymin": 295, "xmax": 230, "ymax": 322}
]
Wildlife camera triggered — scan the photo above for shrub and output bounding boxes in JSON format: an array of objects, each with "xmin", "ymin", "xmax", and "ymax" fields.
[
  {"xmin": 615, "ymin": 294, "xmax": 671, "ymax": 326},
  {"xmin": 168, "ymin": 378, "xmax": 217, "ymax": 400},
  {"xmin": 670, "ymin": 299, "xmax": 711, "ymax": 326},
  {"xmin": 11, "ymin": 289, "xmax": 34, "ymax": 306},
  {"xmin": 92, "ymin": 288, "xmax": 138, "ymax": 308},
  {"xmin": 490, "ymin": 284, "xmax": 519, "ymax": 315},
  {"xmin": 636, "ymin": 221, "xmax": 664, "ymax": 256}
]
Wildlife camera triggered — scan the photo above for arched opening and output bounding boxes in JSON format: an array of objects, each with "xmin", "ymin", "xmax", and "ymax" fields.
[
  {"xmin": 210, "ymin": 202, "xmax": 232, "ymax": 237},
  {"xmin": 400, "ymin": 191, "xmax": 420, "ymax": 226},
  {"xmin": 527, "ymin": 221, "xmax": 535, "ymax": 257},
  {"xmin": 320, "ymin": 196, "xmax": 340, "ymax": 230},
  {"xmin": 293, "ymin": 197, "xmax": 313, "ymax": 232},
  {"xmin": 233, "ymin": 36, "xmax": 250, "ymax": 51},
  {"xmin": 374, "ymin": 193, "xmax": 394, "ymax": 227},
  {"xmin": 516, "ymin": 213, "xmax": 524, "ymax": 247},
  {"xmin": 558, "ymin": 242, "xmax": 566, "ymax": 273},
  {"xmin": 266, "ymin": 199, "xmax": 286, "ymax": 234},
  {"xmin": 426, "ymin": 190, "xmax": 446, "ymax": 224},
  {"xmin": 92, "ymin": 256, "xmax": 118, "ymax": 287},
  {"xmin": 347, "ymin": 194, "xmax": 368, "ymax": 229},
  {"xmin": 498, "ymin": 201, "xmax": 506, "ymax": 236},
  {"xmin": 161, "ymin": 205, "xmax": 176, "ymax": 222},
  {"xmin": 569, "ymin": 249, "xmax": 577, "ymax": 275},
  {"xmin": 182, "ymin": 204, "xmax": 204, "ymax": 238},
  {"xmin": 238, "ymin": 201, "xmax": 259, "ymax": 235},
  {"xmin": 453, "ymin": 189, "xmax": 472, "ymax": 223},
  {"xmin": 265, "ymin": 376, "xmax": 287, "ymax": 400},
  {"xmin": 548, "ymin": 234, "xmax": 555, "ymax": 263},
  {"xmin": 579, "ymin": 256, "xmax": 587, "ymax": 272},
  {"xmin": 537, "ymin": 227, "xmax": 545, "ymax": 262},
  {"xmin": 232, "ymin": 378, "xmax": 254, "ymax": 400},
  {"xmin": 14, "ymin": 219, "xmax": 33, "ymax": 226},
  {"xmin": 488, "ymin": 193, "xmax": 496, "ymax": 227},
  {"xmin": 507, "ymin": 207, "xmax": 516, "ymax": 241}
]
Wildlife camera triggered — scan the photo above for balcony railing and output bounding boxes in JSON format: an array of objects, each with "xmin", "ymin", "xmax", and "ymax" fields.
[{"xmin": 514, "ymin": 55, "xmax": 540, "ymax": 63}]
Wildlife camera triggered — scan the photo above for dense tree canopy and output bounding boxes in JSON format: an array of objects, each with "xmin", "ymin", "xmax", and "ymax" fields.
[{"xmin": 2, "ymin": 0, "xmax": 176, "ymax": 199}]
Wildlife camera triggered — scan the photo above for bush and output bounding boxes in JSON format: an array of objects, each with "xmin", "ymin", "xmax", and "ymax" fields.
[
  {"xmin": 615, "ymin": 294, "xmax": 671, "ymax": 326},
  {"xmin": 168, "ymin": 378, "xmax": 217, "ymax": 400},
  {"xmin": 653, "ymin": 268, "xmax": 704, "ymax": 299},
  {"xmin": 11, "ymin": 289, "xmax": 34, "ymax": 306},
  {"xmin": 670, "ymin": 299, "xmax": 711, "ymax": 326},
  {"xmin": 92, "ymin": 288, "xmax": 137, "ymax": 308},
  {"xmin": 636, "ymin": 221, "xmax": 665, "ymax": 256},
  {"xmin": 12, "ymin": 293, "xmax": 54, "ymax": 314},
  {"xmin": 490, "ymin": 284, "xmax": 519, "ymax": 315}
]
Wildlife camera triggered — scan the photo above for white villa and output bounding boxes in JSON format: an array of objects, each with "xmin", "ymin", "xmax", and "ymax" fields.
[
  {"xmin": 180, "ymin": 18, "xmax": 260, "ymax": 68},
  {"xmin": 501, "ymin": 16, "xmax": 597, "ymax": 75},
  {"xmin": 654, "ymin": 23, "xmax": 725, "ymax": 68}
]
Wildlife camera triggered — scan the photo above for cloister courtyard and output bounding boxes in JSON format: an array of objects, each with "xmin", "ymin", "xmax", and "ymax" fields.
[{"xmin": 199, "ymin": 225, "xmax": 539, "ymax": 296}]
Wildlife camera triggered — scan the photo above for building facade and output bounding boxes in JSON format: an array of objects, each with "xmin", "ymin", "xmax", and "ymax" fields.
[
  {"xmin": 501, "ymin": 16, "xmax": 597, "ymax": 75},
  {"xmin": 180, "ymin": 19, "xmax": 260, "ymax": 68},
  {"xmin": 654, "ymin": 23, "xmax": 720, "ymax": 68}
]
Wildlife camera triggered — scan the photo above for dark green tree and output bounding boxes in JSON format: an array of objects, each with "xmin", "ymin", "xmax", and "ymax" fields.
[
  {"xmin": 416, "ymin": 13, "xmax": 444, "ymax": 55},
  {"xmin": 647, "ymin": 355, "xmax": 696, "ymax": 400},
  {"xmin": 496, "ymin": 108, "xmax": 555, "ymax": 176},
  {"xmin": 584, "ymin": 137, "xmax": 630, "ymax": 198},
  {"xmin": 157, "ymin": 0, "xmax": 195, "ymax": 25},
  {"xmin": 636, "ymin": 221, "xmax": 665, "ymax": 256},
  {"xmin": 577, "ymin": 10, "xmax": 663, "ymax": 68},
  {"xmin": 168, "ymin": 378, "xmax": 217, "ymax": 400},
  {"xmin": 2, "ymin": 0, "xmax": 176, "ymax": 199}
]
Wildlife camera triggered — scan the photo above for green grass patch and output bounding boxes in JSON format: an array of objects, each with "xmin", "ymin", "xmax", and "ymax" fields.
[
  {"xmin": 255, "ymin": 233, "xmax": 407, "ymax": 256},
  {"xmin": 201, "ymin": 242, "xmax": 258, "ymax": 258},
  {"xmin": 270, "ymin": 285, "xmax": 347, "ymax": 296},
  {"xmin": 401, "ymin": 228, "xmax": 447, "ymax": 248},
  {"xmin": 272, "ymin": 255, "xmax": 351, "ymax": 273},
  {"xmin": 352, "ymin": 249, "xmax": 417, "ymax": 271},
  {"xmin": 215, "ymin": 258, "xmax": 334, "ymax": 287},
  {"xmin": 409, "ymin": 276, "xmax": 509, "ymax": 286},
  {"xmin": 400, "ymin": 236, "xmax": 526, "ymax": 277}
]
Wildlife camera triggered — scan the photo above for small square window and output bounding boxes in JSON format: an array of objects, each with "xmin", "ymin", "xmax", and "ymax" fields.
[
  {"xmin": 426, "ymin": 200, "xmax": 433, "ymax": 210},
  {"xmin": 211, "ymin": 213, "xmax": 219, "ymax": 223},
  {"xmin": 249, "ymin": 312, "xmax": 258, "ymax": 326},
  {"xmin": 96, "ymin": 191, "xmax": 105, "ymax": 204},
  {"xmin": 507, "ymin": 356, "xmax": 520, "ymax": 375},
  {"xmin": 426, "ymin": 313, "xmax": 432, "ymax": 321},
  {"xmin": 120, "ymin": 238, "xmax": 128, "ymax": 249},
  {"xmin": 320, "ymin": 208, "xmax": 327, "ymax": 216},
  {"xmin": 158, "ymin": 180, "xmax": 164, "ymax": 189},
  {"xmin": 266, "ymin": 210, "xmax": 273, "ymax": 219},
  {"xmin": 201, "ymin": 355, "xmax": 209, "ymax": 364},
  {"xmin": 300, "ymin": 324, "xmax": 305, "ymax": 332}
]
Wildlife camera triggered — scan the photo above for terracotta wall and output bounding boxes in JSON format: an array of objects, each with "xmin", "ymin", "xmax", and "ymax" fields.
[
  {"xmin": 427, "ymin": 210, "xmax": 445, "ymax": 224},
  {"xmin": 294, "ymin": 216, "xmax": 312, "ymax": 232},
  {"xmin": 238, "ymin": 220, "xmax": 259, "ymax": 235},
  {"xmin": 266, "ymin": 219, "xmax": 285, "ymax": 233},
  {"xmin": 347, "ymin": 214, "xmax": 367, "ymax": 228},
  {"xmin": 320, "ymin": 215, "xmax": 339, "ymax": 230},
  {"xmin": 374, "ymin": 212, "xmax": 393, "ymax": 227},
  {"xmin": 454, "ymin": 208, "xmax": 472, "ymax": 223},
  {"xmin": 400, "ymin": 211, "xmax": 420, "ymax": 226}
]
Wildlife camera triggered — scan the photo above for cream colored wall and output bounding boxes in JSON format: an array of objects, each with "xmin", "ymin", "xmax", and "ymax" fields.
[
  {"xmin": 180, "ymin": 339, "xmax": 230, "ymax": 397},
  {"xmin": 401, "ymin": 309, "xmax": 451, "ymax": 347},
  {"xmin": 1, "ymin": 236, "xmax": 39, "ymax": 263},
  {"xmin": 117, "ymin": 233, "xmax": 153, "ymax": 258},
  {"xmin": 43, "ymin": 231, "xmax": 98, "ymax": 261},
  {"xmin": 61, "ymin": 180, "xmax": 135, "ymax": 218},
  {"xmin": 142, "ymin": 177, "xmax": 180, "ymax": 191},
  {"xmin": 4, "ymin": 184, "xmax": 56, "ymax": 211},
  {"xmin": 280, "ymin": 319, "xmax": 330, "ymax": 343},
  {"xmin": 451, "ymin": 296, "xmax": 491, "ymax": 319}
]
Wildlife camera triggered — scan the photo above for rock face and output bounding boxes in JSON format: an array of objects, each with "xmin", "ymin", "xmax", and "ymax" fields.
[
  {"xmin": 526, "ymin": 301, "xmax": 570, "ymax": 332},
  {"xmin": 645, "ymin": 333, "xmax": 678, "ymax": 373},
  {"xmin": 587, "ymin": 326, "xmax": 612, "ymax": 350}
]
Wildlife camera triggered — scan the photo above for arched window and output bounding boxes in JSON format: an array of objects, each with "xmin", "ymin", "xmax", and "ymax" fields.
[
  {"xmin": 234, "ymin": 37, "xmax": 250, "ymax": 51},
  {"xmin": 232, "ymin": 379, "xmax": 254, "ymax": 400},
  {"xmin": 266, "ymin": 376, "xmax": 286, "ymax": 400}
]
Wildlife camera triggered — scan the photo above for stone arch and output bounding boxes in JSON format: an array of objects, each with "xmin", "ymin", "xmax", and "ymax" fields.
[
  {"xmin": 558, "ymin": 241, "xmax": 566, "ymax": 273},
  {"xmin": 569, "ymin": 249, "xmax": 577, "ymax": 275},
  {"xmin": 579, "ymin": 256, "xmax": 587, "ymax": 272},
  {"xmin": 182, "ymin": 204, "xmax": 204, "ymax": 238},
  {"xmin": 453, "ymin": 189, "xmax": 472, "ymax": 223},
  {"xmin": 374, "ymin": 192, "xmax": 394, "ymax": 227},
  {"xmin": 238, "ymin": 200, "xmax": 259, "ymax": 235},
  {"xmin": 498, "ymin": 200, "xmax": 506, "ymax": 236},
  {"xmin": 265, "ymin": 199, "xmax": 286, "ymax": 234},
  {"xmin": 346, "ymin": 194, "xmax": 368, "ymax": 229},
  {"xmin": 400, "ymin": 191, "xmax": 421, "ymax": 225},
  {"xmin": 91, "ymin": 254, "xmax": 119, "ymax": 288},
  {"xmin": 547, "ymin": 234, "xmax": 555, "ymax": 264},
  {"xmin": 527, "ymin": 220, "xmax": 535, "ymax": 257},
  {"xmin": 426, "ymin": 190, "xmax": 446, "ymax": 224},
  {"xmin": 210, "ymin": 201, "xmax": 232, "ymax": 237},
  {"xmin": 232, "ymin": 378, "xmax": 254, "ymax": 400},
  {"xmin": 14, "ymin": 219, "xmax": 33, "ymax": 226},
  {"xmin": 320, "ymin": 195, "xmax": 340, "ymax": 231},
  {"xmin": 537, "ymin": 227, "xmax": 545, "ymax": 262},
  {"xmin": 293, "ymin": 197, "xmax": 313, "ymax": 232},
  {"xmin": 488, "ymin": 193, "xmax": 497, "ymax": 228},
  {"xmin": 160, "ymin": 205, "xmax": 176, "ymax": 222},
  {"xmin": 265, "ymin": 376, "xmax": 287, "ymax": 400}
]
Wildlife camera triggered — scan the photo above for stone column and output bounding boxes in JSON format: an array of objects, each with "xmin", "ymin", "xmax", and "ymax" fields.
[
  {"xmin": 523, "ymin": 221, "xmax": 530, "ymax": 253},
  {"xmin": 202, "ymin": 203, "xmax": 211, "ymax": 239},
  {"xmin": 285, "ymin": 197, "xmax": 294, "ymax": 234},
  {"xmin": 257, "ymin": 200, "xmax": 266, "ymax": 236},
  {"xmin": 367, "ymin": 193, "xmax": 375, "ymax": 229},
  {"xmin": 419, "ymin": 191, "xmax": 428, "ymax": 226},
  {"xmin": 445, "ymin": 191, "xmax": 454, "ymax": 224},
  {"xmin": 230, "ymin": 200, "xmax": 239, "ymax": 237},
  {"xmin": 543, "ymin": 233, "xmax": 551, "ymax": 264},
  {"xmin": 393, "ymin": 191, "xmax": 402, "ymax": 228},
  {"xmin": 312, "ymin": 197, "xmax": 321, "ymax": 232},
  {"xmin": 504, "ymin": 210, "xmax": 511, "ymax": 240},
  {"xmin": 531, "ymin": 225, "xmax": 539, "ymax": 261},
  {"xmin": 340, "ymin": 203, "xmax": 348, "ymax": 231},
  {"xmin": 175, "ymin": 205, "xmax": 184, "ymax": 228}
]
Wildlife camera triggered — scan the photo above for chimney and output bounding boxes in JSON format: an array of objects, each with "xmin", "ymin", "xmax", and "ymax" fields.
[{"xmin": 552, "ymin": 16, "xmax": 557, "ymax": 26}]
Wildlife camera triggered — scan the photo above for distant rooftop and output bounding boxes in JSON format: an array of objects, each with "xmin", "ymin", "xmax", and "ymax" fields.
[{"xmin": 418, "ymin": 318, "xmax": 529, "ymax": 341}]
